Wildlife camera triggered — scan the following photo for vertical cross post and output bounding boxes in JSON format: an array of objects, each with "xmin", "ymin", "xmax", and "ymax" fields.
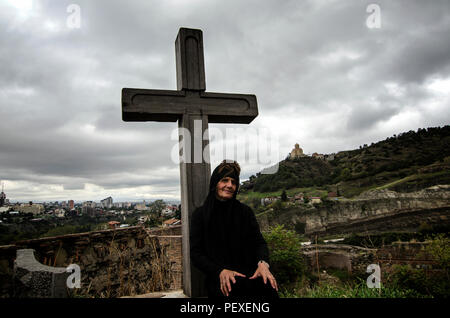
[{"xmin": 176, "ymin": 29, "xmax": 209, "ymax": 297}]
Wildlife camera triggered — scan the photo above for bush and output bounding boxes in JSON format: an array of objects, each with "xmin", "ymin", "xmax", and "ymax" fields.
[
  {"xmin": 388, "ymin": 264, "xmax": 450, "ymax": 297},
  {"xmin": 263, "ymin": 225, "xmax": 305, "ymax": 285},
  {"xmin": 270, "ymin": 200, "xmax": 284, "ymax": 212},
  {"xmin": 388, "ymin": 265, "xmax": 430, "ymax": 296},
  {"xmin": 426, "ymin": 233, "xmax": 450, "ymax": 274}
]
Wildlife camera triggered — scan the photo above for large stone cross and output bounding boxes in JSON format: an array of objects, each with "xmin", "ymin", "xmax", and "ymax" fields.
[{"xmin": 122, "ymin": 28, "xmax": 258, "ymax": 297}]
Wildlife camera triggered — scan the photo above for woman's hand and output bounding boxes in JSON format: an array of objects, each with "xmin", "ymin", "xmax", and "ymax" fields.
[
  {"xmin": 219, "ymin": 269, "xmax": 246, "ymax": 296},
  {"xmin": 249, "ymin": 262, "xmax": 278, "ymax": 291}
]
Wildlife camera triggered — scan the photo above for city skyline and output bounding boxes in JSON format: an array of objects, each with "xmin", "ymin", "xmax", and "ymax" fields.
[{"xmin": 0, "ymin": 194, "xmax": 181, "ymax": 205}]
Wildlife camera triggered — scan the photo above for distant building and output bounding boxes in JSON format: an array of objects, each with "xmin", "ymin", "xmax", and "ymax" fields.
[
  {"xmin": 83, "ymin": 201, "xmax": 96, "ymax": 208},
  {"xmin": 327, "ymin": 191, "xmax": 339, "ymax": 201},
  {"xmin": 289, "ymin": 143, "xmax": 307, "ymax": 159},
  {"xmin": 55, "ymin": 209, "xmax": 65, "ymax": 218},
  {"xmin": 0, "ymin": 207, "xmax": 9, "ymax": 213},
  {"xmin": 17, "ymin": 202, "xmax": 44, "ymax": 215},
  {"xmin": 312, "ymin": 152, "xmax": 324, "ymax": 160},
  {"xmin": 293, "ymin": 193, "xmax": 304, "ymax": 202},
  {"xmin": 82, "ymin": 206, "xmax": 96, "ymax": 216},
  {"xmin": 0, "ymin": 192, "xmax": 6, "ymax": 207},
  {"xmin": 310, "ymin": 197, "xmax": 322, "ymax": 204},
  {"xmin": 135, "ymin": 201, "xmax": 148, "ymax": 211},
  {"xmin": 108, "ymin": 221, "xmax": 120, "ymax": 229},
  {"xmin": 163, "ymin": 218, "xmax": 181, "ymax": 227},
  {"xmin": 0, "ymin": 182, "xmax": 6, "ymax": 207},
  {"xmin": 261, "ymin": 197, "xmax": 278, "ymax": 206},
  {"xmin": 68, "ymin": 200, "xmax": 74, "ymax": 210},
  {"xmin": 161, "ymin": 205, "xmax": 177, "ymax": 216},
  {"xmin": 138, "ymin": 215, "xmax": 150, "ymax": 224},
  {"xmin": 101, "ymin": 197, "xmax": 113, "ymax": 209}
]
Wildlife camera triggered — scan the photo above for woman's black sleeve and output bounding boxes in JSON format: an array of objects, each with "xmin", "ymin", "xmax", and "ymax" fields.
[
  {"xmin": 189, "ymin": 208, "xmax": 223, "ymax": 277},
  {"xmin": 246, "ymin": 205, "xmax": 270, "ymax": 263}
]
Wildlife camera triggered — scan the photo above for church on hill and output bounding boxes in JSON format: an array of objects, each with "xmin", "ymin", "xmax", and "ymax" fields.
[{"xmin": 289, "ymin": 143, "xmax": 307, "ymax": 159}]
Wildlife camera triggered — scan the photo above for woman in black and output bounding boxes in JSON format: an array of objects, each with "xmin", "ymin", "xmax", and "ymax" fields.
[{"xmin": 190, "ymin": 160, "xmax": 279, "ymax": 298}]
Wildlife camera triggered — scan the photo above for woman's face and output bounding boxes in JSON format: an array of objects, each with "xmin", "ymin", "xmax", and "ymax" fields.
[{"xmin": 215, "ymin": 177, "xmax": 237, "ymax": 201}]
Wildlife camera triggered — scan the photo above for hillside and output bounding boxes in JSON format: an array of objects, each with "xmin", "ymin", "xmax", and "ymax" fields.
[
  {"xmin": 245, "ymin": 157, "xmax": 334, "ymax": 193},
  {"xmin": 239, "ymin": 125, "xmax": 450, "ymax": 199}
]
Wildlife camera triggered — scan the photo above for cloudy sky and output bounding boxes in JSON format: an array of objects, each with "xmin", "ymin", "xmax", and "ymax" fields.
[{"xmin": 1, "ymin": 0, "xmax": 449, "ymax": 203}]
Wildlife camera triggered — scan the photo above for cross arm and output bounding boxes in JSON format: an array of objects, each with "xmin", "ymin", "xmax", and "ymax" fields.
[{"xmin": 122, "ymin": 88, "xmax": 258, "ymax": 124}]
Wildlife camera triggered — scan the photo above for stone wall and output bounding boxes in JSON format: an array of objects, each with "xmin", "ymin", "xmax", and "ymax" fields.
[
  {"xmin": 301, "ymin": 242, "xmax": 438, "ymax": 279},
  {"xmin": 301, "ymin": 244, "xmax": 377, "ymax": 274},
  {"xmin": 0, "ymin": 226, "xmax": 182, "ymax": 298},
  {"xmin": 0, "ymin": 244, "xmax": 17, "ymax": 297},
  {"xmin": 375, "ymin": 241, "xmax": 437, "ymax": 272},
  {"xmin": 147, "ymin": 225, "xmax": 182, "ymax": 236}
]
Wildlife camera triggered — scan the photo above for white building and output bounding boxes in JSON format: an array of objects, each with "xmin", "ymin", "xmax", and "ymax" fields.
[
  {"xmin": 0, "ymin": 207, "xmax": 9, "ymax": 213},
  {"xmin": 17, "ymin": 203, "xmax": 44, "ymax": 215},
  {"xmin": 101, "ymin": 197, "xmax": 113, "ymax": 209},
  {"xmin": 161, "ymin": 205, "xmax": 177, "ymax": 216},
  {"xmin": 55, "ymin": 209, "xmax": 66, "ymax": 218}
]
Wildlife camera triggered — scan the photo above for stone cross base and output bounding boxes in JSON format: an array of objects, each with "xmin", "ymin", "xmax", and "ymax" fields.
[{"xmin": 14, "ymin": 249, "xmax": 70, "ymax": 298}]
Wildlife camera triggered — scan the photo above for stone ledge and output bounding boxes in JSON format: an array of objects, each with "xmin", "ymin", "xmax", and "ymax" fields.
[
  {"xmin": 121, "ymin": 289, "xmax": 187, "ymax": 298},
  {"xmin": 13, "ymin": 226, "xmax": 145, "ymax": 246}
]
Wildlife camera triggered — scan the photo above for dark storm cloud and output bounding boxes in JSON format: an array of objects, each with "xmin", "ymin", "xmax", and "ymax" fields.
[{"xmin": 1, "ymin": 0, "xmax": 449, "ymax": 201}]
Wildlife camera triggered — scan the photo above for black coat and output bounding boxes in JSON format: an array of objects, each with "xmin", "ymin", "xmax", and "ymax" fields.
[{"xmin": 190, "ymin": 195, "xmax": 269, "ymax": 280}]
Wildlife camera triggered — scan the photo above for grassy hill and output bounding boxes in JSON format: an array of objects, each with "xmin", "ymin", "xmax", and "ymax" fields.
[
  {"xmin": 247, "ymin": 157, "xmax": 334, "ymax": 193},
  {"xmin": 239, "ymin": 125, "xmax": 450, "ymax": 200}
]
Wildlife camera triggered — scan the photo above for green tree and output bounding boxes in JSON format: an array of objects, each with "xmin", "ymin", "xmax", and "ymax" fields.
[
  {"xmin": 175, "ymin": 205, "xmax": 181, "ymax": 220},
  {"xmin": 150, "ymin": 200, "xmax": 165, "ymax": 216},
  {"xmin": 263, "ymin": 225, "xmax": 305, "ymax": 285}
]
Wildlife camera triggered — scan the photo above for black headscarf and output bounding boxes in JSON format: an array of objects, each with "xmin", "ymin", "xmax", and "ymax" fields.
[
  {"xmin": 200, "ymin": 160, "xmax": 240, "ymax": 235},
  {"xmin": 208, "ymin": 160, "xmax": 241, "ymax": 197}
]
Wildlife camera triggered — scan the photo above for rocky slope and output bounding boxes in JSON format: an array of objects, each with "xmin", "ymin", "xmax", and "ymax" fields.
[{"xmin": 256, "ymin": 185, "xmax": 450, "ymax": 237}]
